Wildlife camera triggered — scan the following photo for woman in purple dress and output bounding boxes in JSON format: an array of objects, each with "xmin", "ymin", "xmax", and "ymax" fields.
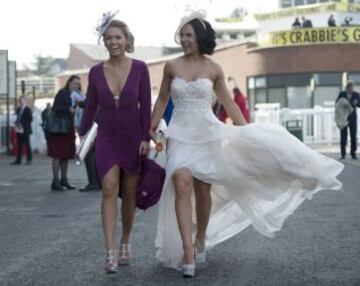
[{"xmin": 80, "ymin": 17, "xmax": 151, "ymax": 273}]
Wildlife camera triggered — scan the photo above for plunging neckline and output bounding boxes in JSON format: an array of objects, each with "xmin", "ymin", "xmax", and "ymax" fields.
[{"xmin": 102, "ymin": 59, "xmax": 134, "ymax": 107}]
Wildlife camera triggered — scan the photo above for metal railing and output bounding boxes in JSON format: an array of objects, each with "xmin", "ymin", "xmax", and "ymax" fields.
[{"xmin": 254, "ymin": 103, "xmax": 356, "ymax": 144}]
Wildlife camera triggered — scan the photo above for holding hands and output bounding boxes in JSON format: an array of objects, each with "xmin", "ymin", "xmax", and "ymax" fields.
[{"xmin": 139, "ymin": 141, "xmax": 150, "ymax": 155}]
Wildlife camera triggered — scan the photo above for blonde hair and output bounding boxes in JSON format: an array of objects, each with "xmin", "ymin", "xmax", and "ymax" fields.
[{"xmin": 104, "ymin": 20, "xmax": 134, "ymax": 53}]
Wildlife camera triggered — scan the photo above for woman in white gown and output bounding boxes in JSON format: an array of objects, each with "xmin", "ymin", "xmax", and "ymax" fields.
[{"xmin": 150, "ymin": 10, "xmax": 343, "ymax": 277}]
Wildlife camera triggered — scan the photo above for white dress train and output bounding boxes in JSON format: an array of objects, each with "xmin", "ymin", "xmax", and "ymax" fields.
[{"xmin": 155, "ymin": 77, "xmax": 343, "ymax": 269}]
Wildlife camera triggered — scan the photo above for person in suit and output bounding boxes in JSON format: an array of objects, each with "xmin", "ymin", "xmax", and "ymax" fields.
[
  {"xmin": 11, "ymin": 96, "xmax": 33, "ymax": 165},
  {"xmin": 336, "ymin": 81, "xmax": 360, "ymax": 159}
]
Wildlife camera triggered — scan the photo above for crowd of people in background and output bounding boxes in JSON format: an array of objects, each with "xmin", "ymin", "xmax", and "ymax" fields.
[
  {"xmin": 9, "ymin": 74, "xmax": 246, "ymax": 194},
  {"xmin": 291, "ymin": 14, "xmax": 357, "ymax": 29},
  {"xmin": 11, "ymin": 75, "xmax": 100, "ymax": 193}
]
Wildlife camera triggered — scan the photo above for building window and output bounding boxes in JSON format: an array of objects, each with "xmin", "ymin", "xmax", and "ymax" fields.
[
  {"xmin": 287, "ymin": 86, "xmax": 312, "ymax": 109},
  {"xmin": 281, "ymin": 0, "xmax": 293, "ymax": 7},
  {"xmin": 255, "ymin": 77, "xmax": 266, "ymax": 88},
  {"xmin": 313, "ymin": 73, "xmax": 342, "ymax": 86},
  {"xmin": 247, "ymin": 89, "xmax": 255, "ymax": 111},
  {"xmin": 248, "ymin": 77, "xmax": 255, "ymax": 89},
  {"xmin": 268, "ymin": 88, "xmax": 287, "ymax": 108},
  {"xmin": 255, "ymin": 89, "xmax": 267, "ymax": 104},
  {"xmin": 314, "ymin": 87, "xmax": 340, "ymax": 106},
  {"xmin": 306, "ymin": 0, "xmax": 317, "ymax": 4},
  {"xmin": 268, "ymin": 74, "xmax": 312, "ymax": 87},
  {"xmin": 319, "ymin": 0, "xmax": 330, "ymax": 2},
  {"xmin": 294, "ymin": 0, "xmax": 305, "ymax": 6},
  {"xmin": 348, "ymin": 73, "xmax": 360, "ymax": 86}
]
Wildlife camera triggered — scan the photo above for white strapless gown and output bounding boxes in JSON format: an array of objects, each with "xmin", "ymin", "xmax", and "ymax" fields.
[{"xmin": 155, "ymin": 77, "xmax": 343, "ymax": 269}]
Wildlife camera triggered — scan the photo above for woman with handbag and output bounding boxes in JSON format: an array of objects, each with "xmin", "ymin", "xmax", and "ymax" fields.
[
  {"xmin": 80, "ymin": 13, "xmax": 151, "ymax": 273},
  {"xmin": 48, "ymin": 75, "xmax": 80, "ymax": 191}
]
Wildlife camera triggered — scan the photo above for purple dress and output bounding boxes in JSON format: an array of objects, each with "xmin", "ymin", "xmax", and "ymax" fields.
[{"xmin": 80, "ymin": 59, "xmax": 151, "ymax": 180}]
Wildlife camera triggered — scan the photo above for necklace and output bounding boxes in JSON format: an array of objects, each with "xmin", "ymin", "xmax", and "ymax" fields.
[{"xmin": 114, "ymin": 95, "xmax": 120, "ymax": 100}]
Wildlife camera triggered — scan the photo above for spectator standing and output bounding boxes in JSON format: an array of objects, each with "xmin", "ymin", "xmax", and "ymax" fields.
[
  {"xmin": 328, "ymin": 15, "xmax": 336, "ymax": 27},
  {"xmin": 336, "ymin": 81, "xmax": 360, "ymax": 160},
  {"xmin": 301, "ymin": 16, "xmax": 313, "ymax": 28},
  {"xmin": 219, "ymin": 87, "xmax": 250, "ymax": 123},
  {"xmin": 11, "ymin": 96, "xmax": 33, "ymax": 165},
  {"xmin": 292, "ymin": 17, "xmax": 301, "ymax": 29},
  {"xmin": 47, "ymin": 75, "xmax": 80, "ymax": 191}
]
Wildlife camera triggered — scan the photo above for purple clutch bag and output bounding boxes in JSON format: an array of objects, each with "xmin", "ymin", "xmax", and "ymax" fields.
[{"xmin": 119, "ymin": 156, "xmax": 165, "ymax": 210}]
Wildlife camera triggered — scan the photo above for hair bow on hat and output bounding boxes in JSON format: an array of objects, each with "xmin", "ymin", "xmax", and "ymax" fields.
[
  {"xmin": 174, "ymin": 9, "xmax": 207, "ymax": 44},
  {"xmin": 96, "ymin": 10, "xmax": 119, "ymax": 44}
]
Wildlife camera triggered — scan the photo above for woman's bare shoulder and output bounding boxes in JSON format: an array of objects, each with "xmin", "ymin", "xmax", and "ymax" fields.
[
  {"xmin": 163, "ymin": 56, "xmax": 186, "ymax": 77},
  {"xmin": 202, "ymin": 58, "xmax": 223, "ymax": 81}
]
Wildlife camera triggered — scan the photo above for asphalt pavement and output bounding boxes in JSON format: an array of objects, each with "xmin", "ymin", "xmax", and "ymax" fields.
[{"xmin": 0, "ymin": 149, "xmax": 359, "ymax": 286}]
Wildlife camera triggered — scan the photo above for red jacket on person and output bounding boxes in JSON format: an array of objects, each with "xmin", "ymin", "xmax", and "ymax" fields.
[{"xmin": 219, "ymin": 90, "xmax": 250, "ymax": 123}]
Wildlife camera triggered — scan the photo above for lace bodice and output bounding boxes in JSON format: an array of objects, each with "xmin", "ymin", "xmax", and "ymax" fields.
[{"xmin": 167, "ymin": 77, "xmax": 225, "ymax": 143}]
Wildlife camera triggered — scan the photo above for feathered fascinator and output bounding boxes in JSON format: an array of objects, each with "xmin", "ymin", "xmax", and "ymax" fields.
[
  {"xmin": 96, "ymin": 10, "xmax": 119, "ymax": 44},
  {"xmin": 174, "ymin": 9, "xmax": 207, "ymax": 44}
]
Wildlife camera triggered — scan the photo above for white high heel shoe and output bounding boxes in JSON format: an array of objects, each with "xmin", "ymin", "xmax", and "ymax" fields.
[
  {"xmin": 195, "ymin": 238, "xmax": 206, "ymax": 263},
  {"xmin": 182, "ymin": 263, "xmax": 196, "ymax": 278},
  {"xmin": 182, "ymin": 246, "xmax": 196, "ymax": 278}
]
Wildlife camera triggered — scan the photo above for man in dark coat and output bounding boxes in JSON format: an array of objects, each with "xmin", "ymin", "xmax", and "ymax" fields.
[
  {"xmin": 11, "ymin": 96, "xmax": 33, "ymax": 165},
  {"xmin": 301, "ymin": 16, "xmax": 313, "ymax": 28},
  {"xmin": 336, "ymin": 81, "xmax": 360, "ymax": 159}
]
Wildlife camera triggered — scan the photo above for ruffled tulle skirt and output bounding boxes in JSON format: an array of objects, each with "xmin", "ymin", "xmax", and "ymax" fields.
[{"xmin": 155, "ymin": 122, "xmax": 343, "ymax": 269}]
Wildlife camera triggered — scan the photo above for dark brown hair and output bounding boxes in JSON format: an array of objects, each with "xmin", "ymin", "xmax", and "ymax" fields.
[
  {"xmin": 188, "ymin": 19, "xmax": 216, "ymax": 55},
  {"xmin": 65, "ymin": 75, "xmax": 81, "ymax": 90}
]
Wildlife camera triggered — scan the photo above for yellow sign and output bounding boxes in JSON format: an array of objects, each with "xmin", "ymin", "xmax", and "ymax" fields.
[
  {"xmin": 255, "ymin": 3, "xmax": 360, "ymax": 21},
  {"xmin": 260, "ymin": 27, "xmax": 360, "ymax": 47}
]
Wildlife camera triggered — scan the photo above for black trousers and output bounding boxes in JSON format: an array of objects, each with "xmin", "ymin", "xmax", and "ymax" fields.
[
  {"xmin": 84, "ymin": 147, "xmax": 100, "ymax": 187},
  {"xmin": 16, "ymin": 133, "xmax": 32, "ymax": 162},
  {"xmin": 340, "ymin": 120, "xmax": 357, "ymax": 157}
]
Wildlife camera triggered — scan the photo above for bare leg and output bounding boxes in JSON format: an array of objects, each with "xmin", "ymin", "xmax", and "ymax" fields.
[
  {"xmin": 173, "ymin": 168, "xmax": 195, "ymax": 264},
  {"xmin": 120, "ymin": 173, "xmax": 138, "ymax": 244},
  {"xmin": 194, "ymin": 178, "xmax": 211, "ymax": 249},
  {"xmin": 101, "ymin": 165, "xmax": 120, "ymax": 251}
]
